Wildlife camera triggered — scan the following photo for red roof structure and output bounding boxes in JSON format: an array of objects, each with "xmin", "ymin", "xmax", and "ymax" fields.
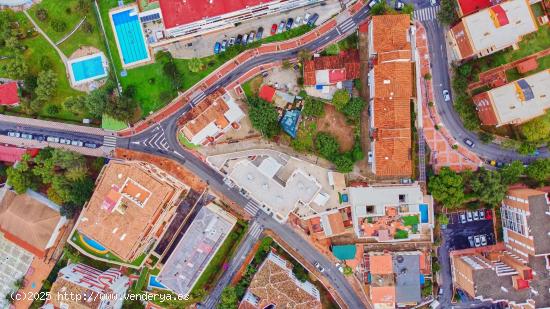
[
  {"xmin": 457, "ymin": 0, "xmax": 492, "ymax": 16},
  {"xmin": 473, "ymin": 92, "xmax": 498, "ymax": 126},
  {"xmin": 259, "ymin": 85, "xmax": 276, "ymax": 102},
  {"xmin": 159, "ymin": 0, "xmax": 267, "ymax": 29},
  {"xmin": 0, "ymin": 145, "xmax": 28, "ymax": 163},
  {"xmin": 0, "ymin": 82, "xmax": 19, "ymax": 106},
  {"xmin": 303, "ymin": 50, "xmax": 360, "ymax": 86},
  {"xmin": 516, "ymin": 58, "xmax": 538, "ymax": 74}
]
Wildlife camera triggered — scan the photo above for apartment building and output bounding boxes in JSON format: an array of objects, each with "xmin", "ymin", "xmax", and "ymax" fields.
[
  {"xmin": 158, "ymin": 0, "xmax": 325, "ymax": 39},
  {"xmin": 239, "ymin": 252, "xmax": 321, "ymax": 309},
  {"xmin": 450, "ymin": 188, "xmax": 550, "ymax": 307},
  {"xmin": 180, "ymin": 89, "xmax": 245, "ymax": 145},
  {"xmin": 366, "ymin": 14, "xmax": 414, "ymax": 178},
  {"xmin": 45, "ymin": 263, "xmax": 130, "ymax": 309},
  {"xmin": 474, "ymin": 69, "xmax": 550, "ymax": 126},
  {"xmin": 448, "ymin": 0, "xmax": 538, "ymax": 61},
  {"xmin": 73, "ymin": 160, "xmax": 187, "ymax": 262},
  {"xmin": 348, "ymin": 184, "xmax": 434, "ymax": 242}
]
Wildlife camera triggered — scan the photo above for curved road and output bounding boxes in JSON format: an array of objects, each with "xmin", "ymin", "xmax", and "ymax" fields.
[{"xmin": 422, "ymin": 19, "xmax": 549, "ymax": 164}]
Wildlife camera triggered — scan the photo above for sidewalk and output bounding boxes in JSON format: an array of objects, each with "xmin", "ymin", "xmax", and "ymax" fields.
[{"xmin": 415, "ymin": 21, "xmax": 482, "ymax": 172}]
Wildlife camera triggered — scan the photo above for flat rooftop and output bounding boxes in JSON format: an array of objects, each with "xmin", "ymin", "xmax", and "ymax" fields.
[
  {"xmin": 489, "ymin": 69, "xmax": 550, "ymax": 125},
  {"xmin": 463, "ymin": 0, "xmax": 537, "ymax": 54},
  {"xmin": 349, "ymin": 184, "xmax": 424, "ymax": 218},
  {"xmin": 157, "ymin": 203, "xmax": 236, "ymax": 296},
  {"xmin": 228, "ymin": 158, "xmax": 321, "ymax": 221}
]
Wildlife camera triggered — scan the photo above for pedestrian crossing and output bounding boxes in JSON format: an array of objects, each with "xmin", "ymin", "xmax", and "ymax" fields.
[
  {"xmin": 248, "ymin": 221, "xmax": 264, "ymax": 239},
  {"xmin": 337, "ymin": 18, "xmax": 356, "ymax": 35},
  {"xmin": 189, "ymin": 90, "xmax": 206, "ymax": 107},
  {"xmin": 244, "ymin": 199, "xmax": 260, "ymax": 216},
  {"xmin": 102, "ymin": 135, "xmax": 117, "ymax": 148},
  {"xmin": 414, "ymin": 5, "xmax": 440, "ymax": 21}
]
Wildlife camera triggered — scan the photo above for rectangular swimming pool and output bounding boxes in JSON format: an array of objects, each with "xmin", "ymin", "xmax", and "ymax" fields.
[
  {"xmin": 111, "ymin": 8, "xmax": 150, "ymax": 67},
  {"xmin": 70, "ymin": 55, "xmax": 107, "ymax": 84}
]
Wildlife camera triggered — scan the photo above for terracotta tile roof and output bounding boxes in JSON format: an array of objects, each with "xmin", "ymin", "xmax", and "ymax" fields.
[
  {"xmin": 0, "ymin": 189, "xmax": 62, "ymax": 258},
  {"xmin": 508, "ymin": 188, "xmax": 546, "ymax": 200},
  {"xmin": 370, "ymin": 286, "xmax": 396, "ymax": 304},
  {"xmin": 373, "ymin": 62, "xmax": 413, "ymax": 98},
  {"xmin": 371, "ymin": 15, "xmax": 411, "ymax": 53},
  {"xmin": 247, "ymin": 253, "xmax": 322, "ymax": 309},
  {"xmin": 370, "ymin": 254, "xmax": 394, "ymax": 275},
  {"xmin": 182, "ymin": 95, "xmax": 230, "ymax": 136},
  {"xmin": 450, "ymin": 21, "xmax": 475, "ymax": 59},
  {"xmin": 49, "ymin": 277, "xmax": 103, "ymax": 308},
  {"xmin": 473, "ymin": 92, "xmax": 498, "ymax": 125},
  {"xmin": 373, "ymin": 98, "xmax": 411, "ymax": 129},
  {"xmin": 76, "ymin": 161, "xmax": 185, "ymax": 261},
  {"xmin": 516, "ymin": 58, "xmax": 538, "ymax": 74},
  {"xmin": 377, "ymin": 50, "xmax": 411, "ymax": 63},
  {"xmin": 303, "ymin": 50, "xmax": 360, "ymax": 85},
  {"xmin": 374, "ymin": 136, "xmax": 412, "ymax": 177},
  {"xmin": 0, "ymin": 82, "xmax": 19, "ymax": 106},
  {"xmin": 327, "ymin": 212, "xmax": 346, "ymax": 235}
]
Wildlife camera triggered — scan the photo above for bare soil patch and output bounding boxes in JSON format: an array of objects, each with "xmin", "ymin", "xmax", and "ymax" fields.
[{"xmin": 316, "ymin": 104, "xmax": 355, "ymax": 152}]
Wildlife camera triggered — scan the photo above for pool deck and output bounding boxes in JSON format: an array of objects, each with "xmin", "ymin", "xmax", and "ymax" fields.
[{"xmin": 109, "ymin": 4, "xmax": 153, "ymax": 69}]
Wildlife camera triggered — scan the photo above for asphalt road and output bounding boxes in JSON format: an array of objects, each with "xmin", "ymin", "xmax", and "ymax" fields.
[{"xmin": 422, "ymin": 19, "xmax": 549, "ymax": 163}]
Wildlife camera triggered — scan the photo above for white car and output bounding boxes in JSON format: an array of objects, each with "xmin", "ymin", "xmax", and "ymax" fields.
[
  {"xmin": 443, "ymin": 90, "xmax": 451, "ymax": 102},
  {"xmin": 474, "ymin": 235, "xmax": 481, "ymax": 247},
  {"xmin": 460, "ymin": 212, "xmax": 467, "ymax": 224},
  {"xmin": 472, "ymin": 211, "xmax": 479, "ymax": 221},
  {"xmin": 71, "ymin": 140, "xmax": 84, "ymax": 147},
  {"xmin": 296, "ymin": 16, "xmax": 302, "ymax": 25},
  {"xmin": 480, "ymin": 234, "xmax": 487, "ymax": 246},
  {"xmin": 478, "ymin": 210, "xmax": 485, "ymax": 220},
  {"xmin": 304, "ymin": 13, "xmax": 311, "ymax": 25},
  {"xmin": 466, "ymin": 211, "xmax": 473, "ymax": 222},
  {"xmin": 468, "ymin": 236, "xmax": 474, "ymax": 247},
  {"xmin": 8, "ymin": 131, "xmax": 20, "ymax": 138}
]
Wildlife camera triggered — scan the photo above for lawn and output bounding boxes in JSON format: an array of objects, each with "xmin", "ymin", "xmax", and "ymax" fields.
[
  {"xmin": 178, "ymin": 132, "xmax": 200, "ymax": 149},
  {"xmin": 505, "ymin": 54, "xmax": 550, "ymax": 82},
  {"xmin": 102, "ymin": 114, "xmax": 128, "ymax": 130},
  {"xmin": 402, "ymin": 215, "xmax": 420, "ymax": 226}
]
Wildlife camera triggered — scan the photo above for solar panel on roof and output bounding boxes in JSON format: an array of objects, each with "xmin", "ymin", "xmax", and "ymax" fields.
[
  {"xmin": 140, "ymin": 13, "xmax": 161, "ymax": 23},
  {"xmin": 517, "ymin": 79, "xmax": 534, "ymax": 101}
]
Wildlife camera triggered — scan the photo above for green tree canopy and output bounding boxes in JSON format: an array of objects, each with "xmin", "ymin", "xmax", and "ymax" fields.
[
  {"xmin": 334, "ymin": 156, "xmax": 354, "ymax": 173},
  {"xmin": 35, "ymin": 69, "xmax": 57, "ymax": 102},
  {"xmin": 470, "ymin": 168, "xmax": 506, "ymax": 207},
  {"xmin": 428, "ymin": 167, "xmax": 465, "ymax": 208},
  {"xmin": 248, "ymin": 96, "xmax": 280, "ymax": 138},
  {"xmin": 341, "ymin": 97, "xmax": 366, "ymax": 120},
  {"xmin": 526, "ymin": 158, "xmax": 550, "ymax": 185},
  {"xmin": 499, "ymin": 160, "xmax": 524, "ymax": 185},
  {"xmin": 315, "ymin": 132, "xmax": 340, "ymax": 161},
  {"xmin": 105, "ymin": 95, "xmax": 137, "ymax": 122},
  {"xmin": 437, "ymin": 0, "xmax": 458, "ymax": 25},
  {"xmin": 332, "ymin": 90, "xmax": 350, "ymax": 111},
  {"xmin": 6, "ymin": 156, "xmax": 36, "ymax": 194},
  {"xmin": 219, "ymin": 287, "xmax": 238, "ymax": 309},
  {"xmin": 5, "ymin": 54, "xmax": 28, "ymax": 79},
  {"xmin": 187, "ymin": 58, "xmax": 204, "ymax": 73},
  {"xmin": 521, "ymin": 114, "xmax": 550, "ymax": 143},
  {"xmin": 302, "ymin": 96, "xmax": 325, "ymax": 117}
]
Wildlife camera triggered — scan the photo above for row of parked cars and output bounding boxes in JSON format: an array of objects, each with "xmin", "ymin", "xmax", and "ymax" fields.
[
  {"xmin": 6, "ymin": 131, "xmax": 98, "ymax": 148},
  {"xmin": 459, "ymin": 209, "xmax": 492, "ymax": 224},
  {"xmin": 468, "ymin": 234, "xmax": 489, "ymax": 247},
  {"xmin": 214, "ymin": 12, "xmax": 319, "ymax": 54}
]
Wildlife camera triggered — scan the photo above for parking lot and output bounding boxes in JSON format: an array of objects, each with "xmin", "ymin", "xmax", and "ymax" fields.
[
  {"xmin": 155, "ymin": 0, "xmax": 342, "ymax": 58},
  {"xmin": 442, "ymin": 209, "xmax": 496, "ymax": 251}
]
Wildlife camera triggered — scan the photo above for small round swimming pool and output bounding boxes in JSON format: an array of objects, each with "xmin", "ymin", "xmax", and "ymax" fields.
[{"xmin": 80, "ymin": 234, "xmax": 108, "ymax": 254}]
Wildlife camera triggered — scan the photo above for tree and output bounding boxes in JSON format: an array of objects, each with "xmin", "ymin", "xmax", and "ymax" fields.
[
  {"xmin": 219, "ymin": 287, "xmax": 238, "ymax": 309},
  {"xmin": 521, "ymin": 114, "xmax": 550, "ymax": 142},
  {"xmin": 437, "ymin": 213, "xmax": 449, "ymax": 225},
  {"xmin": 4, "ymin": 35, "xmax": 19, "ymax": 52},
  {"xmin": 470, "ymin": 168, "xmax": 506, "ymax": 207},
  {"xmin": 81, "ymin": 20, "xmax": 93, "ymax": 33},
  {"xmin": 35, "ymin": 70, "xmax": 57, "ymax": 102},
  {"xmin": 5, "ymin": 54, "xmax": 28, "ymax": 79},
  {"xmin": 163, "ymin": 60, "xmax": 182, "ymax": 90},
  {"xmin": 65, "ymin": 165, "xmax": 88, "ymax": 181},
  {"xmin": 45, "ymin": 104, "xmax": 60, "ymax": 115},
  {"xmin": 292, "ymin": 264, "xmax": 308, "ymax": 282},
  {"xmin": 437, "ymin": 0, "xmax": 458, "ymax": 25},
  {"xmin": 499, "ymin": 160, "xmax": 524, "ymax": 185},
  {"xmin": 478, "ymin": 131, "xmax": 494, "ymax": 144},
  {"xmin": 6, "ymin": 160, "xmax": 35, "ymax": 194},
  {"xmin": 428, "ymin": 167, "xmax": 465, "ymax": 209},
  {"xmin": 85, "ymin": 87, "xmax": 109, "ymax": 118},
  {"xmin": 334, "ymin": 155, "xmax": 354, "ymax": 173},
  {"xmin": 332, "ymin": 90, "xmax": 350, "ymax": 111},
  {"xmin": 325, "ymin": 43, "xmax": 340, "ymax": 55},
  {"xmin": 518, "ymin": 142, "xmax": 536, "ymax": 155},
  {"xmin": 297, "ymin": 49, "xmax": 311, "ymax": 63},
  {"xmin": 526, "ymin": 158, "xmax": 550, "ymax": 185},
  {"xmin": 68, "ymin": 178, "xmax": 94, "ymax": 207},
  {"xmin": 315, "ymin": 132, "xmax": 340, "ymax": 161},
  {"xmin": 187, "ymin": 57, "xmax": 204, "ymax": 73},
  {"xmin": 105, "ymin": 95, "xmax": 137, "ymax": 122},
  {"xmin": 370, "ymin": 1, "xmax": 389, "ymax": 15},
  {"xmin": 50, "ymin": 19, "xmax": 67, "ymax": 32},
  {"xmin": 423, "ymin": 73, "xmax": 432, "ymax": 80},
  {"xmin": 247, "ymin": 96, "xmax": 280, "ymax": 138},
  {"xmin": 64, "ymin": 96, "xmax": 88, "ymax": 115},
  {"xmin": 36, "ymin": 8, "xmax": 48, "ymax": 21},
  {"xmin": 77, "ymin": 0, "xmax": 90, "ymax": 14},
  {"xmin": 302, "ymin": 96, "xmax": 325, "ymax": 117},
  {"xmin": 341, "ymin": 97, "xmax": 365, "ymax": 120}
]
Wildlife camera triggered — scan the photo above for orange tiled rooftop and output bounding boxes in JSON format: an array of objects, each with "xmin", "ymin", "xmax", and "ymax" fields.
[{"xmin": 371, "ymin": 14, "xmax": 411, "ymax": 53}]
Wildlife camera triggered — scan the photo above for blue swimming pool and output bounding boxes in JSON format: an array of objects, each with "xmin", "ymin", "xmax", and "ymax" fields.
[
  {"xmin": 111, "ymin": 8, "xmax": 150, "ymax": 66},
  {"xmin": 148, "ymin": 275, "xmax": 167, "ymax": 289},
  {"xmin": 419, "ymin": 204, "xmax": 429, "ymax": 223},
  {"xmin": 70, "ymin": 55, "xmax": 106, "ymax": 83},
  {"xmin": 81, "ymin": 234, "xmax": 107, "ymax": 252}
]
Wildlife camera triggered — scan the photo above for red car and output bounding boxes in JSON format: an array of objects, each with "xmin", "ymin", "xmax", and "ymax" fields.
[
  {"xmin": 485, "ymin": 209, "xmax": 493, "ymax": 220},
  {"xmin": 270, "ymin": 23, "xmax": 278, "ymax": 35}
]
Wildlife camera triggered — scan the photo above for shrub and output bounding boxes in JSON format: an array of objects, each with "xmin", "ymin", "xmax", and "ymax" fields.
[
  {"xmin": 50, "ymin": 19, "xmax": 68, "ymax": 32},
  {"xmin": 36, "ymin": 8, "xmax": 48, "ymax": 21},
  {"xmin": 81, "ymin": 20, "xmax": 93, "ymax": 33},
  {"xmin": 45, "ymin": 104, "xmax": 60, "ymax": 115}
]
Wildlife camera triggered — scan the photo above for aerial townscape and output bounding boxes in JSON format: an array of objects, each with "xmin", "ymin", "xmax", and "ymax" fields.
[{"xmin": 0, "ymin": 0, "xmax": 549, "ymax": 308}]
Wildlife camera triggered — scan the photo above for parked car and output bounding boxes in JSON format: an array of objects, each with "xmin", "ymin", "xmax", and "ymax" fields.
[
  {"xmin": 480, "ymin": 234, "xmax": 487, "ymax": 246},
  {"xmin": 84, "ymin": 142, "xmax": 97, "ymax": 148},
  {"xmin": 443, "ymin": 89, "xmax": 451, "ymax": 101},
  {"xmin": 7, "ymin": 131, "xmax": 20, "ymax": 138},
  {"xmin": 277, "ymin": 21, "xmax": 285, "ymax": 33},
  {"xmin": 228, "ymin": 37, "xmax": 235, "ymax": 46},
  {"xmin": 368, "ymin": 151, "xmax": 373, "ymax": 163},
  {"xmin": 46, "ymin": 136, "xmax": 59, "ymax": 143},
  {"xmin": 271, "ymin": 23, "xmax": 278, "ymax": 35},
  {"xmin": 214, "ymin": 42, "xmax": 221, "ymax": 54},
  {"xmin": 395, "ymin": 0, "xmax": 404, "ymax": 10},
  {"xmin": 242, "ymin": 33, "xmax": 248, "ymax": 45},
  {"xmin": 468, "ymin": 236, "xmax": 475, "ymax": 247},
  {"xmin": 248, "ymin": 32, "xmax": 255, "ymax": 44},
  {"xmin": 314, "ymin": 261, "xmax": 325, "ymax": 273},
  {"xmin": 467, "ymin": 211, "xmax": 473, "ymax": 222},
  {"xmin": 472, "ymin": 211, "xmax": 479, "ymax": 221},
  {"xmin": 286, "ymin": 18, "xmax": 294, "ymax": 30},
  {"xmin": 296, "ymin": 16, "xmax": 302, "ymax": 25},
  {"xmin": 368, "ymin": 0, "xmax": 379, "ymax": 8},
  {"xmin": 71, "ymin": 140, "xmax": 84, "ymax": 147},
  {"xmin": 431, "ymin": 0, "xmax": 437, "ymax": 6},
  {"xmin": 335, "ymin": 262, "xmax": 344, "ymax": 273},
  {"xmin": 307, "ymin": 13, "xmax": 319, "ymax": 27},
  {"xmin": 400, "ymin": 178, "xmax": 413, "ymax": 184},
  {"xmin": 478, "ymin": 210, "xmax": 485, "ymax": 220},
  {"xmin": 463, "ymin": 138, "xmax": 475, "ymax": 148},
  {"xmin": 304, "ymin": 13, "xmax": 311, "ymax": 25},
  {"xmin": 474, "ymin": 235, "xmax": 481, "ymax": 247},
  {"xmin": 485, "ymin": 209, "xmax": 493, "ymax": 220},
  {"xmin": 21, "ymin": 133, "xmax": 33, "ymax": 139},
  {"xmin": 460, "ymin": 212, "xmax": 467, "ymax": 224},
  {"xmin": 221, "ymin": 40, "xmax": 227, "ymax": 52},
  {"xmin": 256, "ymin": 27, "xmax": 263, "ymax": 40},
  {"xmin": 236, "ymin": 34, "xmax": 243, "ymax": 45}
]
